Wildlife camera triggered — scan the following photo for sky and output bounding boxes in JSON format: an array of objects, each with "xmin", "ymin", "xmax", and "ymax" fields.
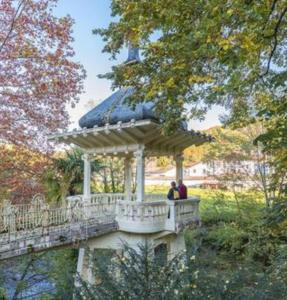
[{"xmin": 55, "ymin": 0, "xmax": 226, "ymax": 131}]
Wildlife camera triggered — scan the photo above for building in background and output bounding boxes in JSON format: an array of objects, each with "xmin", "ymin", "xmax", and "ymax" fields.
[{"xmin": 146, "ymin": 160, "xmax": 261, "ymax": 188}]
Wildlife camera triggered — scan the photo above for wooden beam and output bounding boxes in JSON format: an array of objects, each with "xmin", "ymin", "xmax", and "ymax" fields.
[
  {"xmin": 86, "ymin": 144, "xmax": 140, "ymax": 155},
  {"xmin": 127, "ymin": 126, "xmax": 146, "ymax": 138},
  {"xmin": 111, "ymin": 129, "xmax": 132, "ymax": 145},
  {"xmin": 147, "ymin": 135, "xmax": 170, "ymax": 148},
  {"xmin": 120, "ymin": 128, "xmax": 140, "ymax": 143},
  {"xmin": 69, "ymin": 135, "xmax": 95, "ymax": 149},
  {"xmin": 175, "ymin": 136, "xmax": 204, "ymax": 151},
  {"xmin": 88, "ymin": 134, "xmax": 105, "ymax": 147},
  {"xmin": 142, "ymin": 129, "xmax": 162, "ymax": 144},
  {"xmin": 93, "ymin": 132, "xmax": 114, "ymax": 147},
  {"xmin": 107, "ymin": 130, "xmax": 127, "ymax": 145},
  {"xmin": 160, "ymin": 134, "xmax": 190, "ymax": 149}
]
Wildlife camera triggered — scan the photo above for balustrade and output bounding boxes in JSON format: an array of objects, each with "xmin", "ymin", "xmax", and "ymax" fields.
[
  {"xmin": 0, "ymin": 193, "xmax": 200, "ymax": 245},
  {"xmin": 116, "ymin": 200, "xmax": 169, "ymax": 233}
]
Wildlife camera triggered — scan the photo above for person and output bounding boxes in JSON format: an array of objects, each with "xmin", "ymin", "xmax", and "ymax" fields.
[
  {"xmin": 167, "ymin": 181, "xmax": 180, "ymax": 200},
  {"xmin": 178, "ymin": 179, "xmax": 187, "ymax": 199}
]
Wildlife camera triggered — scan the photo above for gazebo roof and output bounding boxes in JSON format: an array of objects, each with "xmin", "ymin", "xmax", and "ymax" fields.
[
  {"xmin": 79, "ymin": 88, "xmax": 158, "ymax": 128},
  {"xmin": 49, "ymin": 119, "xmax": 212, "ymax": 157},
  {"xmin": 50, "ymin": 47, "xmax": 213, "ymax": 156}
]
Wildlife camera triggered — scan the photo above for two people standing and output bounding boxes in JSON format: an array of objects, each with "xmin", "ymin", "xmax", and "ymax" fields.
[{"xmin": 167, "ymin": 179, "xmax": 187, "ymax": 200}]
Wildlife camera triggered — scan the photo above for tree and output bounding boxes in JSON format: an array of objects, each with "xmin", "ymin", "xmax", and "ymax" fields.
[
  {"xmin": 95, "ymin": 157, "xmax": 125, "ymax": 193},
  {"xmin": 200, "ymin": 125, "xmax": 283, "ymax": 207},
  {"xmin": 0, "ymin": 249, "xmax": 77, "ymax": 299},
  {"xmin": 94, "ymin": 1, "xmax": 287, "ymax": 133},
  {"xmin": 42, "ymin": 149, "xmax": 102, "ymax": 203},
  {"xmin": 0, "ymin": 144, "xmax": 50, "ymax": 203},
  {"xmin": 0, "ymin": 0, "xmax": 85, "ymax": 149},
  {"xmin": 75, "ymin": 243, "xmax": 194, "ymax": 300},
  {"xmin": 0, "ymin": 0, "xmax": 85, "ymax": 201}
]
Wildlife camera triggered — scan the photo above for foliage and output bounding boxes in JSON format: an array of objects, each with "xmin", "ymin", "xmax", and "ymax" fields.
[
  {"xmin": 0, "ymin": 188, "xmax": 286, "ymax": 299},
  {"xmin": 75, "ymin": 242, "xmax": 195, "ymax": 300},
  {"xmin": 95, "ymin": 1, "xmax": 287, "ymax": 194},
  {"xmin": 0, "ymin": 145, "xmax": 50, "ymax": 203},
  {"xmin": 0, "ymin": 249, "xmax": 77, "ymax": 299},
  {"xmin": 193, "ymin": 124, "xmax": 282, "ymax": 207},
  {"xmin": 156, "ymin": 156, "xmax": 171, "ymax": 168},
  {"xmin": 43, "ymin": 249, "xmax": 78, "ymax": 299},
  {"xmin": 186, "ymin": 192, "xmax": 287, "ymax": 299},
  {"xmin": 95, "ymin": 1, "xmax": 287, "ymax": 133},
  {"xmin": 254, "ymin": 94, "xmax": 287, "ymax": 173},
  {"xmin": 76, "ymin": 232, "xmax": 287, "ymax": 299},
  {"xmin": 0, "ymin": 0, "xmax": 85, "ymax": 149},
  {"xmin": 0, "ymin": 0, "xmax": 85, "ymax": 203},
  {"xmin": 42, "ymin": 149, "xmax": 101, "ymax": 203},
  {"xmin": 94, "ymin": 157, "xmax": 126, "ymax": 193}
]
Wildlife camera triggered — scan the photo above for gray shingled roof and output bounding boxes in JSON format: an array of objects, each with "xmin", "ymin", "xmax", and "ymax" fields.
[{"xmin": 79, "ymin": 87, "xmax": 159, "ymax": 128}]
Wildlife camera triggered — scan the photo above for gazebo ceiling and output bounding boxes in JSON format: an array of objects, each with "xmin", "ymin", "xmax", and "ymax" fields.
[{"xmin": 49, "ymin": 119, "xmax": 213, "ymax": 156}]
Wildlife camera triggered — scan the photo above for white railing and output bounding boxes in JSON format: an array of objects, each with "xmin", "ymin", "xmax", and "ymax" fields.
[
  {"xmin": 0, "ymin": 194, "xmax": 200, "ymax": 244},
  {"xmin": 165, "ymin": 198, "xmax": 200, "ymax": 232},
  {"xmin": 0, "ymin": 196, "xmax": 116, "ymax": 244},
  {"xmin": 67, "ymin": 193, "xmax": 166, "ymax": 204},
  {"xmin": 116, "ymin": 200, "xmax": 169, "ymax": 233},
  {"xmin": 115, "ymin": 196, "xmax": 200, "ymax": 233}
]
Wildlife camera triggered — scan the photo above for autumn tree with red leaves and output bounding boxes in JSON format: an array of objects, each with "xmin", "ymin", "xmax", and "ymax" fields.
[{"xmin": 0, "ymin": 0, "xmax": 85, "ymax": 201}]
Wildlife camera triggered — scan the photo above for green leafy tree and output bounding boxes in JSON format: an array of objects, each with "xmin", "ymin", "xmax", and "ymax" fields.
[
  {"xmin": 201, "ymin": 125, "xmax": 281, "ymax": 207},
  {"xmin": 74, "ymin": 241, "xmax": 287, "ymax": 300},
  {"xmin": 42, "ymin": 149, "xmax": 101, "ymax": 203},
  {"xmin": 95, "ymin": 1, "xmax": 287, "ymax": 198},
  {"xmin": 94, "ymin": 1, "xmax": 287, "ymax": 133},
  {"xmin": 75, "ymin": 243, "xmax": 195, "ymax": 300},
  {"xmin": 95, "ymin": 157, "xmax": 125, "ymax": 193},
  {"xmin": 0, "ymin": 249, "xmax": 77, "ymax": 300}
]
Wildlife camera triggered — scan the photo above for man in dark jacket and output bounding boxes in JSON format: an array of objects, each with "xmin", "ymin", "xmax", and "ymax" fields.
[
  {"xmin": 178, "ymin": 179, "xmax": 187, "ymax": 199},
  {"xmin": 167, "ymin": 181, "xmax": 180, "ymax": 200}
]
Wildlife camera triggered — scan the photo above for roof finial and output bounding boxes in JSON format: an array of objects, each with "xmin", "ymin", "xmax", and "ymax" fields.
[{"xmin": 125, "ymin": 43, "xmax": 140, "ymax": 64}]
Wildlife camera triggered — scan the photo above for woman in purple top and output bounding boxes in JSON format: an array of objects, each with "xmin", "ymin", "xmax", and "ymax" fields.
[{"xmin": 178, "ymin": 179, "xmax": 187, "ymax": 199}]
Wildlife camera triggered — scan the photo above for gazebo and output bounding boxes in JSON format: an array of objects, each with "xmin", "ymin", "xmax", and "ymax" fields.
[
  {"xmin": 50, "ymin": 50, "xmax": 212, "ymax": 201},
  {"xmin": 50, "ymin": 86, "xmax": 211, "ymax": 228},
  {"xmin": 49, "ymin": 49, "xmax": 212, "ymax": 281},
  {"xmin": 52, "ymin": 92, "xmax": 211, "ymax": 196},
  {"xmin": 50, "ymin": 49, "xmax": 212, "ymax": 233}
]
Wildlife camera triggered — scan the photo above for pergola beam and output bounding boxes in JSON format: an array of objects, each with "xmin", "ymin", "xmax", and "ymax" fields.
[{"xmin": 85, "ymin": 144, "xmax": 140, "ymax": 155}]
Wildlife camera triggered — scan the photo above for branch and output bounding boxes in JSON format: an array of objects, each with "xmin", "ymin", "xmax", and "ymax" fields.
[
  {"xmin": 262, "ymin": 6, "xmax": 287, "ymax": 76},
  {"xmin": 0, "ymin": 0, "xmax": 26, "ymax": 53},
  {"xmin": 262, "ymin": 0, "xmax": 279, "ymax": 31}
]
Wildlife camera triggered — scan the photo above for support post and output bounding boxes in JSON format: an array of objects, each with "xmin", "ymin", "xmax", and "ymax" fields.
[
  {"xmin": 124, "ymin": 156, "xmax": 133, "ymax": 201},
  {"xmin": 175, "ymin": 153, "xmax": 184, "ymax": 183},
  {"xmin": 75, "ymin": 248, "xmax": 85, "ymax": 288},
  {"xmin": 82, "ymin": 153, "xmax": 91, "ymax": 201},
  {"xmin": 134, "ymin": 148, "xmax": 145, "ymax": 202}
]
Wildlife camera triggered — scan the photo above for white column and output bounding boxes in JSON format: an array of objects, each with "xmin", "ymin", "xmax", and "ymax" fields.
[
  {"xmin": 175, "ymin": 153, "xmax": 184, "ymax": 182},
  {"xmin": 82, "ymin": 153, "xmax": 91, "ymax": 201},
  {"xmin": 134, "ymin": 149, "xmax": 145, "ymax": 202},
  {"xmin": 124, "ymin": 156, "xmax": 133, "ymax": 201}
]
